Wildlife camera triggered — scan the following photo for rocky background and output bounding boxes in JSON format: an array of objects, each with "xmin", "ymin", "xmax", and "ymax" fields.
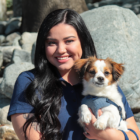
[{"xmin": 0, "ymin": 0, "xmax": 140, "ymax": 139}]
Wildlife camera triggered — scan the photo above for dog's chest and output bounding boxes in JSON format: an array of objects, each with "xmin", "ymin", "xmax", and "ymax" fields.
[{"xmin": 81, "ymin": 96, "xmax": 112, "ymax": 118}]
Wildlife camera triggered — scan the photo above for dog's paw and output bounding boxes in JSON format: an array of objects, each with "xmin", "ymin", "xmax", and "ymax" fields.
[
  {"xmin": 94, "ymin": 118, "xmax": 107, "ymax": 130},
  {"xmin": 78, "ymin": 104, "xmax": 92, "ymax": 124}
]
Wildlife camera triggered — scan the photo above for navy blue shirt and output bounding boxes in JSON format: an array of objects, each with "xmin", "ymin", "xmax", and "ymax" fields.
[{"xmin": 7, "ymin": 69, "xmax": 133, "ymax": 140}]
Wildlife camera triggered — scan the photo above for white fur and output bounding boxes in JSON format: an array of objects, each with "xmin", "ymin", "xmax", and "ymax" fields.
[{"xmin": 78, "ymin": 60, "xmax": 128, "ymax": 131}]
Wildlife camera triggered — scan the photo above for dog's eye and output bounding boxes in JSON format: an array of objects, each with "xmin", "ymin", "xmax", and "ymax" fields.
[
  {"xmin": 104, "ymin": 71, "xmax": 110, "ymax": 75},
  {"xmin": 89, "ymin": 70, "xmax": 95, "ymax": 75}
]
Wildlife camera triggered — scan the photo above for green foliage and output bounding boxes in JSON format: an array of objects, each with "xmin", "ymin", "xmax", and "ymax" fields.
[{"xmin": 6, "ymin": 0, "xmax": 13, "ymax": 10}]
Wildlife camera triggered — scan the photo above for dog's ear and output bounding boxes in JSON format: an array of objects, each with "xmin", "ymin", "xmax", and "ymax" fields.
[
  {"xmin": 74, "ymin": 58, "xmax": 90, "ymax": 78},
  {"xmin": 106, "ymin": 58, "xmax": 124, "ymax": 81}
]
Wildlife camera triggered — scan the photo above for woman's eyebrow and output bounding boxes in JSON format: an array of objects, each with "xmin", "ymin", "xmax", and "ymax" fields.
[
  {"xmin": 63, "ymin": 36, "xmax": 76, "ymax": 40},
  {"xmin": 46, "ymin": 36, "xmax": 76, "ymax": 40}
]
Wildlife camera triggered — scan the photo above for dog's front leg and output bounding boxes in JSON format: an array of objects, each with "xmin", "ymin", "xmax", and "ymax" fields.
[
  {"xmin": 78, "ymin": 104, "xmax": 92, "ymax": 127},
  {"xmin": 94, "ymin": 111, "xmax": 111, "ymax": 130}
]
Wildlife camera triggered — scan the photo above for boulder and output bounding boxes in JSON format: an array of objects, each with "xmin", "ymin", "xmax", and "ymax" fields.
[
  {"xmin": 0, "ymin": 62, "xmax": 34, "ymax": 98},
  {"xmin": 5, "ymin": 32, "xmax": 20, "ymax": 46},
  {"xmin": 81, "ymin": 6, "xmax": 140, "ymax": 110},
  {"xmin": 12, "ymin": 36, "xmax": 21, "ymax": 46},
  {"xmin": 0, "ymin": 105, "xmax": 11, "ymax": 125},
  {"xmin": 0, "ymin": 46, "xmax": 21, "ymax": 64},
  {"xmin": 0, "ymin": 0, "xmax": 7, "ymax": 21},
  {"xmin": 5, "ymin": 17, "xmax": 22, "ymax": 35},
  {"xmin": 20, "ymin": 32, "xmax": 37, "ymax": 53},
  {"xmin": 0, "ymin": 35, "xmax": 5, "ymax": 45},
  {"xmin": 12, "ymin": 49, "xmax": 31, "ymax": 63},
  {"xmin": 0, "ymin": 21, "xmax": 7, "ymax": 35},
  {"xmin": 0, "ymin": 125, "xmax": 19, "ymax": 140},
  {"xmin": 137, "ymin": 14, "xmax": 140, "ymax": 19}
]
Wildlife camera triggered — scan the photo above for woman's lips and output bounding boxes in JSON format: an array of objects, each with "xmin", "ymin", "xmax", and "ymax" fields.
[{"xmin": 56, "ymin": 56, "xmax": 70, "ymax": 63}]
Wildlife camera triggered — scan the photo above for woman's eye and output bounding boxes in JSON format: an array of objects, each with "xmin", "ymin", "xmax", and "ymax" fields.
[
  {"xmin": 89, "ymin": 70, "xmax": 95, "ymax": 75},
  {"xmin": 104, "ymin": 71, "xmax": 110, "ymax": 75},
  {"xmin": 47, "ymin": 41, "xmax": 56, "ymax": 46},
  {"xmin": 66, "ymin": 40, "xmax": 74, "ymax": 44}
]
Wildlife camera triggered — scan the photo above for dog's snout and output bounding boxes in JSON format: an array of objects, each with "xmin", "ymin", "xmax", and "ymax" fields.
[{"xmin": 97, "ymin": 77, "xmax": 104, "ymax": 82}]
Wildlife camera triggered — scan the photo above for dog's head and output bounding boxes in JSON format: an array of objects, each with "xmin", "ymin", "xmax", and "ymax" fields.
[{"xmin": 74, "ymin": 56, "xmax": 124, "ymax": 87}]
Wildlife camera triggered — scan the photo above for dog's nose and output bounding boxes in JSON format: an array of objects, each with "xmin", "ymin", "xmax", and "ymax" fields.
[{"xmin": 97, "ymin": 77, "xmax": 104, "ymax": 82}]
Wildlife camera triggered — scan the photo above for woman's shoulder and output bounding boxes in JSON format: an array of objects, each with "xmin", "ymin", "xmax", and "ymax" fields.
[{"xmin": 18, "ymin": 68, "xmax": 36, "ymax": 81}]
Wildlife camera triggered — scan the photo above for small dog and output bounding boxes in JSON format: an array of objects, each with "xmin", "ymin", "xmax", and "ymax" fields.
[{"xmin": 74, "ymin": 56, "xmax": 128, "ymax": 132}]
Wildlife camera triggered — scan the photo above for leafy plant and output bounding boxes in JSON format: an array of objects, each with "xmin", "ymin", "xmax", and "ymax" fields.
[{"xmin": 6, "ymin": 0, "xmax": 13, "ymax": 10}]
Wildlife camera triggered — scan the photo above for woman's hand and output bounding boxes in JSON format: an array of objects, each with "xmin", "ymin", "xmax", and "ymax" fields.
[
  {"xmin": 83, "ymin": 108, "xmax": 140, "ymax": 140},
  {"xmin": 83, "ymin": 109, "xmax": 106, "ymax": 140}
]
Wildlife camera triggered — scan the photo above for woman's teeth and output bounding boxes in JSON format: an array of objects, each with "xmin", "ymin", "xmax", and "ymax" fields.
[{"xmin": 57, "ymin": 57, "xmax": 69, "ymax": 60}]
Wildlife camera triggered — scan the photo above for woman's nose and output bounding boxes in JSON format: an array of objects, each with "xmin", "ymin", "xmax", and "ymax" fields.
[{"xmin": 56, "ymin": 43, "xmax": 66, "ymax": 54}]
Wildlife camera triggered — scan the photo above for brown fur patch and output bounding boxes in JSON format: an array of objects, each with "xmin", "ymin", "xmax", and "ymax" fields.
[{"xmin": 105, "ymin": 58, "xmax": 124, "ymax": 83}]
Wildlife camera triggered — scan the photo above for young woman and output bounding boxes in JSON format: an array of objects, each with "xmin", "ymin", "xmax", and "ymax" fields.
[{"xmin": 7, "ymin": 9, "xmax": 140, "ymax": 140}]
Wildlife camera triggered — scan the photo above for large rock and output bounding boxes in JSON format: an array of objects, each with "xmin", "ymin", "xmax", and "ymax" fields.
[
  {"xmin": 0, "ymin": 125, "xmax": 19, "ymax": 140},
  {"xmin": 5, "ymin": 32, "xmax": 20, "ymax": 46},
  {"xmin": 12, "ymin": 49, "xmax": 31, "ymax": 63},
  {"xmin": 20, "ymin": 32, "xmax": 37, "ymax": 52},
  {"xmin": 81, "ymin": 6, "xmax": 140, "ymax": 110},
  {"xmin": 0, "ymin": 46, "xmax": 21, "ymax": 64},
  {"xmin": 5, "ymin": 17, "xmax": 22, "ymax": 35},
  {"xmin": 0, "ymin": 0, "xmax": 7, "ymax": 21},
  {"xmin": 0, "ymin": 62, "xmax": 34, "ymax": 98},
  {"xmin": 0, "ymin": 35, "xmax": 5, "ymax": 45},
  {"xmin": 0, "ymin": 105, "xmax": 11, "ymax": 125}
]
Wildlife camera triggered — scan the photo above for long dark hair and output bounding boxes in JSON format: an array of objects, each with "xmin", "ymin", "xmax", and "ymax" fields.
[{"xmin": 23, "ymin": 9, "xmax": 97, "ymax": 140}]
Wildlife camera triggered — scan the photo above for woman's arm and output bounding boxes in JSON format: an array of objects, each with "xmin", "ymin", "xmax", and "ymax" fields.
[
  {"xmin": 84, "ymin": 111, "xmax": 140, "ymax": 140},
  {"xmin": 11, "ymin": 113, "xmax": 41, "ymax": 140}
]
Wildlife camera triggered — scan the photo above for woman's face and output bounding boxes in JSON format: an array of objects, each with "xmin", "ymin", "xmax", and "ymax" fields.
[{"xmin": 45, "ymin": 23, "xmax": 82, "ymax": 75}]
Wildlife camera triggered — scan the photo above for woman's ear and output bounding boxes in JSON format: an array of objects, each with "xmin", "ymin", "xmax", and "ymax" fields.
[
  {"xmin": 106, "ymin": 58, "xmax": 125, "ymax": 81},
  {"xmin": 74, "ymin": 58, "xmax": 89, "ymax": 78}
]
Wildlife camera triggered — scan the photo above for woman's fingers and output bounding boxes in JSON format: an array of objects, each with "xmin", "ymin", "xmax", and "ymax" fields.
[{"xmin": 98, "ymin": 109, "xmax": 103, "ymax": 116}]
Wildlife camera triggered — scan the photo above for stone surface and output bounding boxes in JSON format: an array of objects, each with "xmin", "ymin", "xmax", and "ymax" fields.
[
  {"xmin": 0, "ymin": 62, "xmax": 34, "ymax": 98},
  {"xmin": 0, "ymin": 21, "xmax": 7, "ymax": 35},
  {"xmin": 81, "ymin": 6, "xmax": 140, "ymax": 110},
  {"xmin": 0, "ymin": 0, "xmax": 7, "ymax": 21},
  {"xmin": 0, "ymin": 35, "xmax": 5, "ymax": 45},
  {"xmin": 13, "ymin": 0, "xmax": 22, "ymax": 17},
  {"xmin": 5, "ymin": 17, "xmax": 22, "ymax": 35},
  {"xmin": 0, "ymin": 46, "xmax": 21, "ymax": 64},
  {"xmin": 137, "ymin": 14, "xmax": 140, "ymax": 19},
  {"xmin": 0, "ymin": 125, "xmax": 19, "ymax": 140},
  {"xmin": 0, "ymin": 51, "xmax": 3, "ymax": 67},
  {"xmin": 5, "ymin": 32, "xmax": 20, "ymax": 46},
  {"xmin": 12, "ymin": 49, "xmax": 31, "ymax": 63},
  {"xmin": 0, "ymin": 105, "xmax": 11, "ymax": 125},
  {"xmin": 12, "ymin": 36, "xmax": 21, "ymax": 46},
  {"xmin": 20, "ymin": 32, "xmax": 37, "ymax": 52}
]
